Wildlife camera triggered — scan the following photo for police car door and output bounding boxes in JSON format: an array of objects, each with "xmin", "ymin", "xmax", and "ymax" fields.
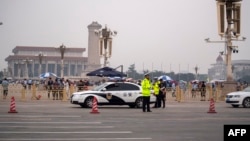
[
  {"xmin": 105, "ymin": 83, "xmax": 124, "ymax": 104},
  {"xmin": 119, "ymin": 83, "xmax": 141, "ymax": 103}
]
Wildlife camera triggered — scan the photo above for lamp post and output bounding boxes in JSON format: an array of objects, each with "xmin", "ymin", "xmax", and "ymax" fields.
[
  {"xmin": 95, "ymin": 25, "xmax": 117, "ymax": 67},
  {"xmin": 23, "ymin": 58, "xmax": 32, "ymax": 79},
  {"xmin": 205, "ymin": 0, "xmax": 245, "ymax": 81},
  {"xmin": 38, "ymin": 52, "xmax": 44, "ymax": 77},
  {"xmin": 194, "ymin": 65, "xmax": 199, "ymax": 80},
  {"xmin": 58, "ymin": 44, "xmax": 66, "ymax": 78}
]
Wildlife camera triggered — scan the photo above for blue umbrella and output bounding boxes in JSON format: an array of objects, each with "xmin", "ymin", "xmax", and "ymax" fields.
[
  {"xmin": 39, "ymin": 72, "xmax": 57, "ymax": 79},
  {"xmin": 158, "ymin": 75, "xmax": 172, "ymax": 81}
]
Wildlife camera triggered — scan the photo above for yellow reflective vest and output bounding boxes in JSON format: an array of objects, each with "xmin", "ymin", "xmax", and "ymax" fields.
[
  {"xmin": 153, "ymin": 80, "xmax": 160, "ymax": 95},
  {"xmin": 141, "ymin": 78, "xmax": 151, "ymax": 96}
]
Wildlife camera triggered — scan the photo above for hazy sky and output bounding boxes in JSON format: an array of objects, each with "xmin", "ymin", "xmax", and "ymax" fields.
[{"xmin": 0, "ymin": 0, "xmax": 249, "ymax": 74}]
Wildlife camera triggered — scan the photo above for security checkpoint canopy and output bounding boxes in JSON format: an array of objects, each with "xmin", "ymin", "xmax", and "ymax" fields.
[{"xmin": 86, "ymin": 67, "xmax": 127, "ymax": 77}]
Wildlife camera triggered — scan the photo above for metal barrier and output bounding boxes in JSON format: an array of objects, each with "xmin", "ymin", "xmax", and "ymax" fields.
[{"xmin": 0, "ymin": 84, "xmax": 222, "ymax": 102}]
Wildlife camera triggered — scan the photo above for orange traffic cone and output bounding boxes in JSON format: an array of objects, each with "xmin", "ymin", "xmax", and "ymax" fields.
[
  {"xmin": 8, "ymin": 96, "xmax": 18, "ymax": 113},
  {"xmin": 36, "ymin": 95, "xmax": 41, "ymax": 100},
  {"xmin": 207, "ymin": 98, "xmax": 217, "ymax": 113},
  {"xmin": 90, "ymin": 96, "xmax": 99, "ymax": 114}
]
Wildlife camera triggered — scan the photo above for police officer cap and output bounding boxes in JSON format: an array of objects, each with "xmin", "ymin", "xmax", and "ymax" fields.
[{"xmin": 144, "ymin": 72, "xmax": 150, "ymax": 76}]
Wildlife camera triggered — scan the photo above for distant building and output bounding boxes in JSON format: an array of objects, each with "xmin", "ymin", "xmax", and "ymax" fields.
[
  {"xmin": 231, "ymin": 60, "xmax": 250, "ymax": 80},
  {"xmin": 208, "ymin": 54, "xmax": 250, "ymax": 81},
  {"xmin": 5, "ymin": 21, "xmax": 104, "ymax": 79},
  {"xmin": 208, "ymin": 54, "xmax": 226, "ymax": 81},
  {"xmin": 5, "ymin": 46, "xmax": 87, "ymax": 79}
]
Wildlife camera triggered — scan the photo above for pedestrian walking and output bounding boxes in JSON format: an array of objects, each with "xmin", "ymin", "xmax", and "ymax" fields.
[
  {"xmin": 65, "ymin": 79, "xmax": 70, "ymax": 98},
  {"xmin": 141, "ymin": 73, "xmax": 152, "ymax": 112},
  {"xmin": 47, "ymin": 77, "xmax": 54, "ymax": 99},
  {"xmin": 2, "ymin": 78, "xmax": 9, "ymax": 99},
  {"xmin": 52, "ymin": 78, "xmax": 60, "ymax": 100},
  {"xmin": 200, "ymin": 81, "xmax": 206, "ymax": 101},
  {"xmin": 77, "ymin": 79, "xmax": 84, "ymax": 91},
  {"xmin": 171, "ymin": 82, "xmax": 176, "ymax": 97}
]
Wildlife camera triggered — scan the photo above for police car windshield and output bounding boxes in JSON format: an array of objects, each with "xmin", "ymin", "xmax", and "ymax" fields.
[{"xmin": 92, "ymin": 82, "xmax": 110, "ymax": 91}]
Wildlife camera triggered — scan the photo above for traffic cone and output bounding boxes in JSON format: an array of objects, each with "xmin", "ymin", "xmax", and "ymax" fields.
[
  {"xmin": 90, "ymin": 96, "xmax": 99, "ymax": 114},
  {"xmin": 36, "ymin": 95, "xmax": 41, "ymax": 100},
  {"xmin": 8, "ymin": 96, "xmax": 18, "ymax": 113},
  {"xmin": 207, "ymin": 98, "xmax": 217, "ymax": 113}
]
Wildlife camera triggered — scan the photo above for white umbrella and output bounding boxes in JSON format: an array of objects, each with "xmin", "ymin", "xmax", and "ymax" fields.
[{"xmin": 39, "ymin": 72, "xmax": 57, "ymax": 79}]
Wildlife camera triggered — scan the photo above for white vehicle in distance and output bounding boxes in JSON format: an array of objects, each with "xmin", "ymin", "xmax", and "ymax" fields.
[
  {"xmin": 225, "ymin": 86, "xmax": 250, "ymax": 108},
  {"xmin": 70, "ymin": 82, "xmax": 156, "ymax": 108}
]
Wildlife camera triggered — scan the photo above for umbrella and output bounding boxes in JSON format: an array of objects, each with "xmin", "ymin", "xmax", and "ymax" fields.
[
  {"xmin": 191, "ymin": 80, "xmax": 199, "ymax": 84},
  {"xmin": 39, "ymin": 72, "xmax": 57, "ymax": 79},
  {"xmin": 86, "ymin": 67, "xmax": 127, "ymax": 77},
  {"xmin": 158, "ymin": 75, "xmax": 172, "ymax": 81}
]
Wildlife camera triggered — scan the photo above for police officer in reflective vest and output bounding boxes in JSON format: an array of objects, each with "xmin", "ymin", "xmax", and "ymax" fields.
[
  {"xmin": 153, "ymin": 77, "xmax": 160, "ymax": 108},
  {"xmin": 141, "ymin": 73, "xmax": 152, "ymax": 112}
]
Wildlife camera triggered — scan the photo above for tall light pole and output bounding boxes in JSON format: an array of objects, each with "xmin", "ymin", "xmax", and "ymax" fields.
[
  {"xmin": 38, "ymin": 52, "xmax": 44, "ymax": 77},
  {"xmin": 194, "ymin": 65, "xmax": 199, "ymax": 80},
  {"xmin": 58, "ymin": 44, "xmax": 66, "ymax": 78},
  {"xmin": 205, "ymin": 0, "xmax": 245, "ymax": 81},
  {"xmin": 205, "ymin": 0, "xmax": 246, "ymax": 99},
  {"xmin": 95, "ymin": 25, "xmax": 117, "ymax": 67}
]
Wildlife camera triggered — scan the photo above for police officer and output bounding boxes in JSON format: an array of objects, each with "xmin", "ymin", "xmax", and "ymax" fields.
[
  {"xmin": 141, "ymin": 73, "xmax": 152, "ymax": 112},
  {"xmin": 153, "ymin": 77, "xmax": 160, "ymax": 108},
  {"xmin": 159, "ymin": 79, "xmax": 166, "ymax": 108}
]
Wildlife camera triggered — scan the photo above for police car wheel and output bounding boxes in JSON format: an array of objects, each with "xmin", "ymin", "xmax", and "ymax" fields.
[
  {"xmin": 135, "ymin": 97, "xmax": 143, "ymax": 108},
  {"xmin": 84, "ymin": 97, "xmax": 93, "ymax": 108}
]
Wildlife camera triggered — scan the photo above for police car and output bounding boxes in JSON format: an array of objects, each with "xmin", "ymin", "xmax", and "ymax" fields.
[{"xmin": 70, "ymin": 81, "xmax": 156, "ymax": 108}]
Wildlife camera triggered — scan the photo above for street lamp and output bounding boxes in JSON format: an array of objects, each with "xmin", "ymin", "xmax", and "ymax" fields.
[
  {"xmin": 205, "ymin": 0, "xmax": 245, "ymax": 81},
  {"xmin": 58, "ymin": 44, "xmax": 66, "ymax": 78},
  {"xmin": 38, "ymin": 52, "xmax": 44, "ymax": 77},
  {"xmin": 194, "ymin": 65, "xmax": 199, "ymax": 80},
  {"xmin": 95, "ymin": 25, "xmax": 117, "ymax": 67}
]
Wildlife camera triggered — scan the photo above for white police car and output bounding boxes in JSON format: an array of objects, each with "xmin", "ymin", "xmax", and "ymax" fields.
[
  {"xmin": 225, "ymin": 86, "xmax": 250, "ymax": 108},
  {"xmin": 70, "ymin": 82, "xmax": 156, "ymax": 108}
]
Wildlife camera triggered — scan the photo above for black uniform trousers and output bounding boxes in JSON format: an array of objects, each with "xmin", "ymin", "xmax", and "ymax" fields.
[{"xmin": 142, "ymin": 96, "xmax": 151, "ymax": 112}]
